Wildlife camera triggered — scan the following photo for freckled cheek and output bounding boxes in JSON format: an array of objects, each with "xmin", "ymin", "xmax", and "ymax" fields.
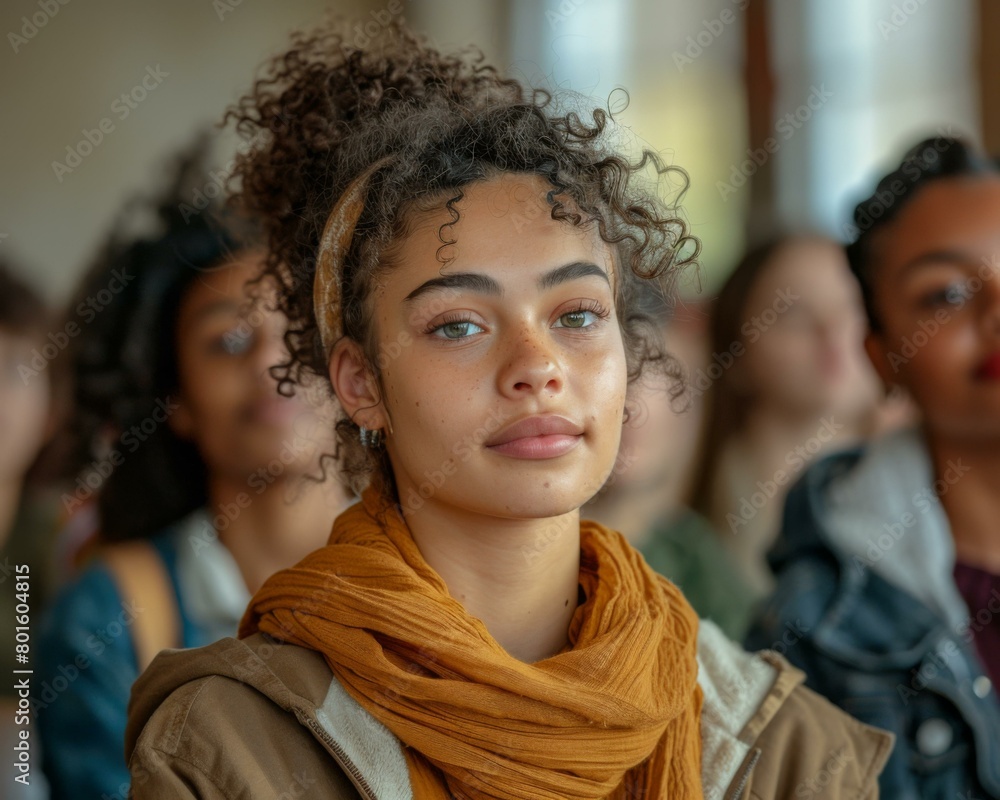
[
  {"xmin": 385, "ymin": 355, "xmax": 465, "ymax": 426},
  {"xmin": 577, "ymin": 349, "xmax": 628, "ymax": 418}
]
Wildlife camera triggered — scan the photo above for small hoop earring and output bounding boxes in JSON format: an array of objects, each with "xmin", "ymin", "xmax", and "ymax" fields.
[{"xmin": 359, "ymin": 425, "xmax": 383, "ymax": 448}]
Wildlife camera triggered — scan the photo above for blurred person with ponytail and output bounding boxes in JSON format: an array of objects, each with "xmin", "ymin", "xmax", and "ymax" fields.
[{"xmin": 688, "ymin": 235, "xmax": 901, "ymax": 599}]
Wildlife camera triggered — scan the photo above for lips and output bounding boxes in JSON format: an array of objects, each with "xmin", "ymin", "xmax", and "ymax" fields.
[
  {"xmin": 975, "ymin": 352, "xmax": 1000, "ymax": 381},
  {"xmin": 485, "ymin": 415, "xmax": 584, "ymax": 447},
  {"xmin": 244, "ymin": 395, "xmax": 304, "ymax": 425},
  {"xmin": 484, "ymin": 415, "xmax": 584, "ymax": 460}
]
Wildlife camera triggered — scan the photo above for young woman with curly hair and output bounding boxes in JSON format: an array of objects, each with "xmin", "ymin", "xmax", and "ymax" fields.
[{"xmin": 126, "ymin": 21, "xmax": 892, "ymax": 799}]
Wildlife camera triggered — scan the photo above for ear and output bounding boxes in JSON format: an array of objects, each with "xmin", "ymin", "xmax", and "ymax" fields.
[
  {"xmin": 328, "ymin": 339, "xmax": 387, "ymax": 429},
  {"xmin": 863, "ymin": 329, "xmax": 897, "ymax": 389},
  {"xmin": 167, "ymin": 393, "xmax": 196, "ymax": 441}
]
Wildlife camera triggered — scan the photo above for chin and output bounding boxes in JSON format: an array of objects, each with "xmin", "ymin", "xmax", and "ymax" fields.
[{"xmin": 468, "ymin": 480, "xmax": 588, "ymax": 520}]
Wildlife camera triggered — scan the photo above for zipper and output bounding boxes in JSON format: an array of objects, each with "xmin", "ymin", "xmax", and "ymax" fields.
[
  {"xmin": 299, "ymin": 712, "xmax": 381, "ymax": 800},
  {"xmin": 725, "ymin": 748, "xmax": 761, "ymax": 800}
]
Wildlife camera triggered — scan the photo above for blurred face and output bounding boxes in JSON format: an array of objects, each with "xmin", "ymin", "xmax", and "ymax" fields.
[
  {"xmin": 614, "ymin": 320, "xmax": 701, "ymax": 492},
  {"xmin": 736, "ymin": 239, "xmax": 877, "ymax": 420},
  {"xmin": 0, "ymin": 328, "xmax": 50, "ymax": 482},
  {"xmin": 172, "ymin": 252, "xmax": 336, "ymax": 481},
  {"xmin": 364, "ymin": 173, "xmax": 629, "ymax": 519},
  {"xmin": 866, "ymin": 177, "xmax": 1000, "ymax": 440}
]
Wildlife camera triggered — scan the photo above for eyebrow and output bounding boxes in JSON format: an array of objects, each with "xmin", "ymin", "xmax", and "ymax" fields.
[
  {"xmin": 898, "ymin": 249, "xmax": 981, "ymax": 276},
  {"xmin": 403, "ymin": 261, "xmax": 611, "ymax": 302},
  {"xmin": 188, "ymin": 299, "xmax": 244, "ymax": 325}
]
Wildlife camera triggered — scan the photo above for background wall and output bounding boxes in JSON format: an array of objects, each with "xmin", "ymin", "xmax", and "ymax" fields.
[{"xmin": 0, "ymin": 0, "xmax": 991, "ymax": 303}]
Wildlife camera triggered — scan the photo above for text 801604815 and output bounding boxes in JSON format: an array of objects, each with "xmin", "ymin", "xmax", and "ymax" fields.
[{"xmin": 12, "ymin": 565, "xmax": 32, "ymax": 787}]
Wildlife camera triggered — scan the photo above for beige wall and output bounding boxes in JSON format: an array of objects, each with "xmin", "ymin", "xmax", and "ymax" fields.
[
  {"xmin": 0, "ymin": 0, "xmax": 371, "ymax": 302},
  {"xmin": 0, "ymin": 0, "xmax": 749, "ymax": 304}
]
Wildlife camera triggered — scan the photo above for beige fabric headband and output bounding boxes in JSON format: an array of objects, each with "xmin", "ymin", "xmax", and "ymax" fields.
[{"xmin": 313, "ymin": 155, "xmax": 396, "ymax": 360}]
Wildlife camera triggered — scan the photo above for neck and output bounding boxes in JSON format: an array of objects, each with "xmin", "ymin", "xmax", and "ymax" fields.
[
  {"xmin": 0, "ymin": 479, "xmax": 22, "ymax": 551},
  {"xmin": 405, "ymin": 500, "xmax": 581, "ymax": 663},
  {"xmin": 728, "ymin": 405, "xmax": 858, "ymax": 495},
  {"xmin": 743, "ymin": 404, "xmax": 856, "ymax": 466},
  {"xmin": 213, "ymin": 473, "xmax": 353, "ymax": 594},
  {"xmin": 928, "ymin": 431, "xmax": 1000, "ymax": 574}
]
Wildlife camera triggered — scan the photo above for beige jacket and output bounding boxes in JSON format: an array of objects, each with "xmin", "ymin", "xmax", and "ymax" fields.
[{"xmin": 126, "ymin": 621, "xmax": 892, "ymax": 799}]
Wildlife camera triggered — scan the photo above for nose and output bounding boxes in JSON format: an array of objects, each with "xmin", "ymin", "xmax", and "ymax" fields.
[{"xmin": 496, "ymin": 324, "xmax": 565, "ymax": 399}]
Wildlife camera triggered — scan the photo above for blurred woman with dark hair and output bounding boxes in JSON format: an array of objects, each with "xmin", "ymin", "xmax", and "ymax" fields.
[
  {"xmin": 37, "ymin": 147, "xmax": 352, "ymax": 800},
  {"xmin": 687, "ymin": 235, "xmax": 898, "ymax": 597},
  {"xmin": 748, "ymin": 137, "xmax": 1000, "ymax": 797}
]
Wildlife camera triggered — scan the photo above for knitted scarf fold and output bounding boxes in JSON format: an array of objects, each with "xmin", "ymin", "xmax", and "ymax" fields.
[{"xmin": 241, "ymin": 487, "xmax": 702, "ymax": 799}]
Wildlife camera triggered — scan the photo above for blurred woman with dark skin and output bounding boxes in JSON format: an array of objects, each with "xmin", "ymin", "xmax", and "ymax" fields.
[
  {"xmin": 748, "ymin": 136, "xmax": 1000, "ymax": 798},
  {"xmin": 688, "ymin": 235, "xmax": 898, "ymax": 597},
  {"xmin": 37, "ymin": 150, "xmax": 352, "ymax": 800}
]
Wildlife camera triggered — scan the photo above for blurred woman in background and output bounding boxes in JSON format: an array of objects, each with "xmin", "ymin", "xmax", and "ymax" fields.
[
  {"xmin": 584, "ymin": 285, "xmax": 756, "ymax": 638},
  {"xmin": 37, "ymin": 147, "xmax": 353, "ymax": 800},
  {"xmin": 748, "ymin": 136, "xmax": 1000, "ymax": 798},
  {"xmin": 0, "ymin": 262, "xmax": 64, "ymax": 799},
  {"xmin": 688, "ymin": 234, "xmax": 904, "ymax": 598}
]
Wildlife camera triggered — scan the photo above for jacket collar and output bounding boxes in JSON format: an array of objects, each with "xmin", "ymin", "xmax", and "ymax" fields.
[
  {"xmin": 769, "ymin": 426, "xmax": 971, "ymax": 668},
  {"xmin": 696, "ymin": 620, "xmax": 788, "ymax": 799},
  {"xmin": 128, "ymin": 626, "xmax": 794, "ymax": 799}
]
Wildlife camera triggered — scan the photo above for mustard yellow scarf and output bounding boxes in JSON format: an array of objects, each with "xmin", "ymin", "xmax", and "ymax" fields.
[{"xmin": 241, "ymin": 486, "xmax": 702, "ymax": 799}]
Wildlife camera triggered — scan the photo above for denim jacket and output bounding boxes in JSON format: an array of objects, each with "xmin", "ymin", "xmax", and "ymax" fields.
[
  {"xmin": 36, "ymin": 511, "xmax": 249, "ymax": 800},
  {"xmin": 747, "ymin": 427, "xmax": 1000, "ymax": 799}
]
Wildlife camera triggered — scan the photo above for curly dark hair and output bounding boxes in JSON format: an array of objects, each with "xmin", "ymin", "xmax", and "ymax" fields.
[
  {"xmin": 62, "ymin": 139, "xmax": 252, "ymax": 541},
  {"xmin": 225, "ymin": 20, "xmax": 699, "ymax": 501},
  {"xmin": 845, "ymin": 135, "xmax": 996, "ymax": 330}
]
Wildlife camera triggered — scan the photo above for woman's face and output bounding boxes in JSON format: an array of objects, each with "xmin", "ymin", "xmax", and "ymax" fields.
[
  {"xmin": 357, "ymin": 173, "xmax": 628, "ymax": 519},
  {"xmin": 736, "ymin": 239, "xmax": 878, "ymax": 421},
  {"xmin": 866, "ymin": 177, "xmax": 1000, "ymax": 440},
  {"xmin": 172, "ymin": 252, "xmax": 336, "ymax": 481}
]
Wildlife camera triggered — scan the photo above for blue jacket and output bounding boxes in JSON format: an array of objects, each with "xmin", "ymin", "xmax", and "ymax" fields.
[
  {"xmin": 747, "ymin": 427, "xmax": 1000, "ymax": 799},
  {"xmin": 36, "ymin": 512, "xmax": 248, "ymax": 800}
]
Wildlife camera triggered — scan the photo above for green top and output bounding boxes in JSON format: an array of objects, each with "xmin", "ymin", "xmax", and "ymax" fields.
[{"xmin": 637, "ymin": 507, "xmax": 759, "ymax": 641}]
